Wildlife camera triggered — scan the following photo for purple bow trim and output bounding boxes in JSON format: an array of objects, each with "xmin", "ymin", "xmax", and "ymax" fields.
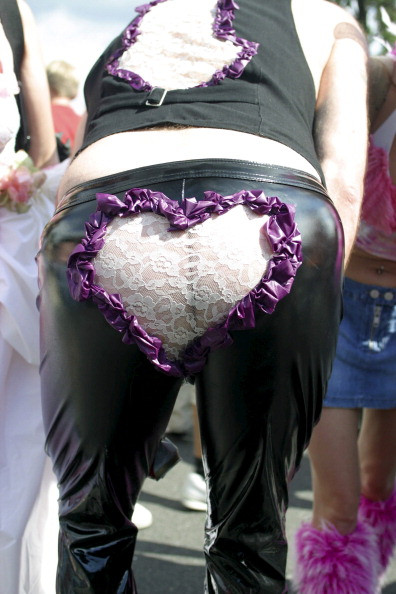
[
  {"xmin": 106, "ymin": 0, "xmax": 259, "ymax": 92},
  {"xmin": 67, "ymin": 188, "xmax": 302, "ymax": 377}
]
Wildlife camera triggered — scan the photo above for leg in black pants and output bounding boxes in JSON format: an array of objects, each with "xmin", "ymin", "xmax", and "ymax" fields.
[
  {"xmin": 38, "ymin": 161, "xmax": 343, "ymax": 593},
  {"xmin": 196, "ymin": 188, "xmax": 343, "ymax": 593},
  {"xmin": 39, "ymin": 201, "xmax": 184, "ymax": 593}
]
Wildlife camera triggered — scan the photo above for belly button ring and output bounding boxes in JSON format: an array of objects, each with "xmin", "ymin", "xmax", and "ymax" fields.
[{"xmin": 376, "ymin": 265, "xmax": 385, "ymax": 275}]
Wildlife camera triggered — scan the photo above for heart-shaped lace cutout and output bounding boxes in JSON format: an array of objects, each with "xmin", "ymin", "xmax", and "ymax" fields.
[
  {"xmin": 93, "ymin": 205, "xmax": 272, "ymax": 360},
  {"xmin": 67, "ymin": 188, "xmax": 302, "ymax": 377}
]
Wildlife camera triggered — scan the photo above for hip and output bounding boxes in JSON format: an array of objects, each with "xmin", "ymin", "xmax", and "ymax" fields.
[{"xmin": 40, "ymin": 159, "xmax": 343, "ymax": 377}]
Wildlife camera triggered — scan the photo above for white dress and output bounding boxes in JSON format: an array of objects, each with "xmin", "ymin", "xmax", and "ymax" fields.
[{"xmin": 0, "ymin": 24, "xmax": 65, "ymax": 594}]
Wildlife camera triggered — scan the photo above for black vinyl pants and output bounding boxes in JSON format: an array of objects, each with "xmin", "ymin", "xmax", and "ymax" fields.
[{"xmin": 38, "ymin": 159, "xmax": 344, "ymax": 593}]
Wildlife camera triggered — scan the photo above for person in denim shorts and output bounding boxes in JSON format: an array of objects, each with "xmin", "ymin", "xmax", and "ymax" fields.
[{"xmin": 295, "ymin": 50, "xmax": 396, "ymax": 594}]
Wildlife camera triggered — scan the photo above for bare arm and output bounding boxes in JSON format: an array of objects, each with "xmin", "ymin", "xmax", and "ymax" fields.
[
  {"xmin": 71, "ymin": 111, "xmax": 87, "ymax": 157},
  {"xmin": 314, "ymin": 16, "xmax": 368, "ymax": 262},
  {"xmin": 17, "ymin": 0, "xmax": 58, "ymax": 167}
]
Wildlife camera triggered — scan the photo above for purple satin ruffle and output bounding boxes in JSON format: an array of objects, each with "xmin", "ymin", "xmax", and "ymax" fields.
[
  {"xmin": 67, "ymin": 188, "xmax": 302, "ymax": 377},
  {"xmin": 106, "ymin": 0, "xmax": 259, "ymax": 92}
]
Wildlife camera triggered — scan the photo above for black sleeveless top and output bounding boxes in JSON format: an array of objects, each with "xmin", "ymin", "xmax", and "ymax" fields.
[{"xmin": 81, "ymin": 0, "xmax": 323, "ymax": 181}]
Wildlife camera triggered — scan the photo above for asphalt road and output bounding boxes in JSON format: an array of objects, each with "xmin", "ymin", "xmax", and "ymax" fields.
[{"xmin": 134, "ymin": 430, "xmax": 396, "ymax": 594}]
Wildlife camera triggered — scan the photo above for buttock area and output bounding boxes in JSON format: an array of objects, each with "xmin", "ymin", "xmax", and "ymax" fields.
[
  {"xmin": 67, "ymin": 187, "xmax": 302, "ymax": 376},
  {"xmin": 93, "ymin": 205, "xmax": 273, "ymax": 360}
]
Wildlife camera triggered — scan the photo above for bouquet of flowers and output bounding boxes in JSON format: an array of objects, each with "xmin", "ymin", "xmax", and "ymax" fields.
[{"xmin": 0, "ymin": 150, "xmax": 46, "ymax": 213}]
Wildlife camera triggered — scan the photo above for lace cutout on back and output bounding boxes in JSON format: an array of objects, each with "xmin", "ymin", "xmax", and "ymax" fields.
[
  {"xmin": 106, "ymin": 0, "xmax": 259, "ymax": 92},
  {"xmin": 118, "ymin": 0, "xmax": 239, "ymax": 90},
  {"xmin": 94, "ymin": 206, "xmax": 272, "ymax": 359}
]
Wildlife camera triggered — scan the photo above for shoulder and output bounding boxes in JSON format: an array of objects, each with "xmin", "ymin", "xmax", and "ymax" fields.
[
  {"xmin": 16, "ymin": 0, "xmax": 34, "ymax": 26},
  {"xmin": 16, "ymin": 0, "xmax": 41, "ymax": 49},
  {"xmin": 292, "ymin": 0, "xmax": 367, "ymax": 95},
  {"xmin": 368, "ymin": 56, "xmax": 396, "ymax": 125},
  {"xmin": 15, "ymin": 0, "xmax": 42, "ymax": 65}
]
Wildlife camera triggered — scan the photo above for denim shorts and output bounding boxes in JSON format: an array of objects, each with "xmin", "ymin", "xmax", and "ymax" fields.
[{"xmin": 324, "ymin": 277, "xmax": 396, "ymax": 409}]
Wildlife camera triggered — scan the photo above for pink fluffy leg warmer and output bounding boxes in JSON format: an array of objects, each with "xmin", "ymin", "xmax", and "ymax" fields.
[
  {"xmin": 293, "ymin": 521, "xmax": 380, "ymax": 593},
  {"xmin": 359, "ymin": 487, "xmax": 396, "ymax": 577}
]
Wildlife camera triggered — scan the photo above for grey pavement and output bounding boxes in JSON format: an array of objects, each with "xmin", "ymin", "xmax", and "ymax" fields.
[{"xmin": 134, "ymin": 430, "xmax": 396, "ymax": 594}]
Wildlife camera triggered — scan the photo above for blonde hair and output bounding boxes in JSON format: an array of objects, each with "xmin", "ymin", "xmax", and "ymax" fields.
[{"xmin": 46, "ymin": 60, "xmax": 79, "ymax": 100}]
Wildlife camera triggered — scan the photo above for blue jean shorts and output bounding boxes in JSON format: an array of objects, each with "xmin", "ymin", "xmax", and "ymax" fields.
[{"xmin": 324, "ymin": 277, "xmax": 396, "ymax": 409}]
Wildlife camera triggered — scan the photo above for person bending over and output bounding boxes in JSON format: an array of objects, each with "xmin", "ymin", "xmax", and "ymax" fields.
[{"xmin": 38, "ymin": 1, "xmax": 367, "ymax": 592}]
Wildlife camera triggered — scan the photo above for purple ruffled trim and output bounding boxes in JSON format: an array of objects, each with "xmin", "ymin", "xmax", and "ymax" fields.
[
  {"xmin": 67, "ymin": 189, "xmax": 302, "ymax": 377},
  {"xmin": 106, "ymin": 0, "xmax": 259, "ymax": 92}
]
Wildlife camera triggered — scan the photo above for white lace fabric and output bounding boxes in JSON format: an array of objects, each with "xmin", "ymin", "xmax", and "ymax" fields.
[
  {"xmin": 93, "ymin": 205, "xmax": 273, "ymax": 360},
  {"xmin": 118, "ymin": 0, "xmax": 240, "ymax": 90}
]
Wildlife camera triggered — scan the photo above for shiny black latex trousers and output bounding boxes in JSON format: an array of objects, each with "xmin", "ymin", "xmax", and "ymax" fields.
[{"xmin": 37, "ymin": 160, "xmax": 344, "ymax": 593}]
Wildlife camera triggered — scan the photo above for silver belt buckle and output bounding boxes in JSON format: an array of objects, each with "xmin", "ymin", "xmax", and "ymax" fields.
[{"xmin": 145, "ymin": 87, "xmax": 167, "ymax": 107}]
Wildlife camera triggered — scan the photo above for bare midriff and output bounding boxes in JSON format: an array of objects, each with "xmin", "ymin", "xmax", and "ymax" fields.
[
  {"xmin": 347, "ymin": 247, "xmax": 396, "ymax": 288},
  {"xmin": 58, "ymin": 127, "xmax": 321, "ymax": 199}
]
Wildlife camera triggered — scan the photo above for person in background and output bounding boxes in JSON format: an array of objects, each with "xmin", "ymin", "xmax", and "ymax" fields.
[
  {"xmin": 38, "ymin": 1, "xmax": 368, "ymax": 591},
  {"xmin": 0, "ymin": 0, "xmax": 62, "ymax": 592},
  {"xmin": 47, "ymin": 59, "xmax": 81, "ymax": 156},
  {"xmin": 294, "ymin": 48, "xmax": 396, "ymax": 594}
]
